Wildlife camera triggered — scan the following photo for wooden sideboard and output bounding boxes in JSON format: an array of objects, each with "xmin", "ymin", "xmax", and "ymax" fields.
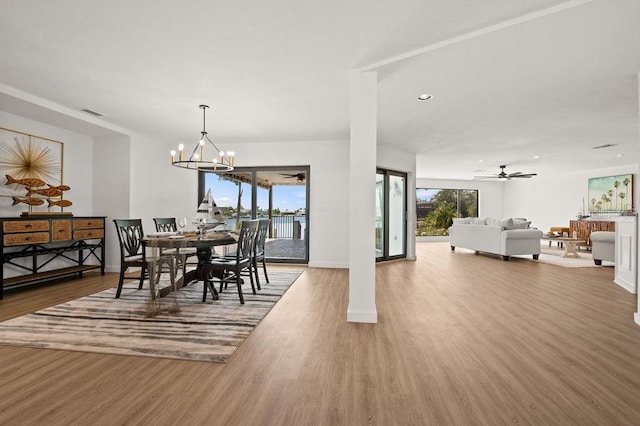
[
  {"xmin": 1, "ymin": 216, "xmax": 105, "ymax": 299},
  {"xmin": 569, "ymin": 220, "xmax": 615, "ymax": 247}
]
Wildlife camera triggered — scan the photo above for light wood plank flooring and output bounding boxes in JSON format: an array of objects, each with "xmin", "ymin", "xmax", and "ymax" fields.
[{"xmin": 1, "ymin": 242, "xmax": 640, "ymax": 425}]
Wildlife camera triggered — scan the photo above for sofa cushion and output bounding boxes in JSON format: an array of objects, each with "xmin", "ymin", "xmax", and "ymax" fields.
[
  {"xmin": 470, "ymin": 217, "xmax": 486, "ymax": 225},
  {"xmin": 452, "ymin": 217, "xmax": 471, "ymax": 224}
]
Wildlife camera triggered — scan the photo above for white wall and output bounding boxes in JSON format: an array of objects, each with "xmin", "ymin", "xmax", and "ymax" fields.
[
  {"xmin": 503, "ymin": 164, "xmax": 639, "ymax": 232},
  {"xmin": 128, "ymin": 137, "xmax": 350, "ymax": 269},
  {"xmin": 0, "ymin": 111, "xmax": 94, "ymax": 217}
]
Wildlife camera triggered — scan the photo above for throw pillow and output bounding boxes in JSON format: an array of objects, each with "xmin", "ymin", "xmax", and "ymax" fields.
[
  {"xmin": 513, "ymin": 220, "xmax": 531, "ymax": 229},
  {"xmin": 498, "ymin": 218, "xmax": 514, "ymax": 229},
  {"xmin": 471, "ymin": 217, "xmax": 486, "ymax": 225}
]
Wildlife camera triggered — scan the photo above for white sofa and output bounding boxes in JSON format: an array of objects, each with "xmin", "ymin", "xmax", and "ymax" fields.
[
  {"xmin": 449, "ymin": 217, "xmax": 543, "ymax": 261},
  {"xmin": 590, "ymin": 231, "xmax": 615, "ymax": 265}
]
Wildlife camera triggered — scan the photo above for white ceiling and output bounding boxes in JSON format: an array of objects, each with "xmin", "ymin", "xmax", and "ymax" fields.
[{"xmin": 0, "ymin": 0, "xmax": 638, "ymax": 180}]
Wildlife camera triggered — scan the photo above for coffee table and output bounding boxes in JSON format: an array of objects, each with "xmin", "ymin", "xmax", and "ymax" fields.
[{"xmin": 541, "ymin": 236, "xmax": 585, "ymax": 258}]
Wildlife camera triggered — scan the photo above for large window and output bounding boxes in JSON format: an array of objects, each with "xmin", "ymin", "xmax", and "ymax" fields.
[{"xmin": 416, "ymin": 188, "xmax": 478, "ymax": 236}]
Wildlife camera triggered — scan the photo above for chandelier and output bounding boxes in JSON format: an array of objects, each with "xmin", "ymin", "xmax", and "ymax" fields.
[{"xmin": 171, "ymin": 104, "xmax": 235, "ymax": 172}]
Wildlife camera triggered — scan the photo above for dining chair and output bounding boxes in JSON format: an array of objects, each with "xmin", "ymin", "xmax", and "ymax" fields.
[
  {"xmin": 153, "ymin": 217, "xmax": 198, "ymax": 274},
  {"xmin": 252, "ymin": 218, "xmax": 270, "ymax": 290},
  {"xmin": 202, "ymin": 219, "xmax": 259, "ymax": 304},
  {"xmin": 153, "ymin": 217, "xmax": 177, "ymax": 232},
  {"xmin": 113, "ymin": 219, "xmax": 148, "ymax": 299}
]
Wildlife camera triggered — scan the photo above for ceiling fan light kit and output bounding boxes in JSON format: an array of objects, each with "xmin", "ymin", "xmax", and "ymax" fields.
[{"xmin": 474, "ymin": 165, "xmax": 537, "ymax": 180}]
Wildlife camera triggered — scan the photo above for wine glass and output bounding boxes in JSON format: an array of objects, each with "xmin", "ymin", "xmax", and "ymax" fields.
[{"xmin": 177, "ymin": 217, "xmax": 187, "ymax": 234}]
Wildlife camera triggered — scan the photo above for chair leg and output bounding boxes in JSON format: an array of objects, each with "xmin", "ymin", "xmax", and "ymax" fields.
[
  {"xmin": 262, "ymin": 258, "xmax": 269, "ymax": 283},
  {"xmin": 235, "ymin": 266, "xmax": 245, "ymax": 304},
  {"xmin": 249, "ymin": 266, "xmax": 256, "ymax": 295},
  {"xmin": 253, "ymin": 258, "xmax": 261, "ymax": 291},
  {"xmin": 115, "ymin": 268, "xmax": 125, "ymax": 299},
  {"xmin": 138, "ymin": 264, "xmax": 146, "ymax": 290}
]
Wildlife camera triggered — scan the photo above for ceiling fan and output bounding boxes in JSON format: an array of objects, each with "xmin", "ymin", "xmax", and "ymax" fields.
[
  {"xmin": 281, "ymin": 172, "xmax": 305, "ymax": 182},
  {"xmin": 474, "ymin": 165, "xmax": 537, "ymax": 180}
]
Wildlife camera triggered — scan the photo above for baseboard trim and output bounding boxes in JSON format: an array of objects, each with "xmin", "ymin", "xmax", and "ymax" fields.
[
  {"xmin": 308, "ymin": 262, "xmax": 348, "ymax": 269},
  {"xmin": 347, "ymin": 309, "xmax": 378, "ymax": 323},
  {"xmin": 614, "ymin": 278, "xmax": 637, "ymax": 294}
]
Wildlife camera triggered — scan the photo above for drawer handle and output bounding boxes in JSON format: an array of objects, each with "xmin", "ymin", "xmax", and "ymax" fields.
[
  {"xmin": 58, "ymin": 229, "xmax": 65, "ymax": 233},
  {"xmin": 87, "ymin": 232, "xmax": 93, "ymax": 236},
  {"xmin": 87, "ymin": 222, "xmax": 93, "ymax": 226},
  {"xmin": 25, "ymin": 237, "xmax": 31, "ymax": 241},
  {"xmin": 25, "ymin": 224, "xmax": 32, "ymax": 228}
]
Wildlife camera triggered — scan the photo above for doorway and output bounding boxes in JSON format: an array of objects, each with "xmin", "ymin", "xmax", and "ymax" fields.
[
  {"xmin": 376, "ymin": 168, "xmax": 407, "ymax": 261},
  {"xmin": 200, "ymin": 166, "xmax": 309, "ymax": 263}
]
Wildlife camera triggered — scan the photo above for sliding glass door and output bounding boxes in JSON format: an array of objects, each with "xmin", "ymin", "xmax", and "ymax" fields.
[
  {"xmin": 200, "ymin": 166, "xmax": 309, "ymax": 263},
  {"xmin": 376, "ymin": 168, "xmax": 407, "ymax": 261}
]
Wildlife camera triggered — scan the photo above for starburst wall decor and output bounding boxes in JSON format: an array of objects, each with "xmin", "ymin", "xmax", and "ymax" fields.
[{"xmin": 0, "ymin": 127, "xmax": 64, "ymax": 204}]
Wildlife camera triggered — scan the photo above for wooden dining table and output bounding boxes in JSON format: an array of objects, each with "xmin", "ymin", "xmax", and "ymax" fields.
[{"xmin": 143, "ymin": 231, "xmax": 238, "ymax": 300}]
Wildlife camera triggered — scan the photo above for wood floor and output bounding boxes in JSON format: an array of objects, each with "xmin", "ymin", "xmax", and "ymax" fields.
[{"xmin": 1, "ymin": 242, "xmax": 640, "ymax": 425}]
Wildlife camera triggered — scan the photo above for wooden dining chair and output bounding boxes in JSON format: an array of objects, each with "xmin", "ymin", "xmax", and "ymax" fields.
[
  {"xmin": 252, "ymin": 218, "xmax": 270, "ymax": 290},
  {"xmin": 113, "ymin": 219, "xmax": 148, "ymax": 299},
  {"xmin": 153, "ymin": 217, "xmax": 178, "ymax": 232},
  {"xmin": 202, "ymin": 219, "xmax": 259, "ymax": 304},
  {"xmin": 153, "ymin": 217, "xmax": 198, "ymax": 274}
]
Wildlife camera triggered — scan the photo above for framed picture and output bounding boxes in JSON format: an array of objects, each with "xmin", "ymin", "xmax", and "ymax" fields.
[
  {"xmin": 0, "ymin": 127, "xmax": 64, "ymax": 199},
  {"xmin": 588, "ymin": 174, "xmax": 633, "ymax": 213}
]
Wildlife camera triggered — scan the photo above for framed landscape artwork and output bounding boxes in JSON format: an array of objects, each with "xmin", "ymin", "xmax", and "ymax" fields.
[
  {"xmin": 0, "ymin": 127, "xmax": 64, "ymax": 199},
  {"xmin": 588, "ymin": 174, "xmax": 633, "ymax": 213}
]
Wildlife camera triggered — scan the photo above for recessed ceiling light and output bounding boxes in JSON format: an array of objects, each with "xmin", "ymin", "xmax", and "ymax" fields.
[
  {"xmin": 616, "ymin": 154, "xmax": 624, "ymax": 157},
  {"xmin": 533, "ymin": 155, "xmax": 540, "ymax": 159},
  {"xmin": 417, "ymin": 94, "xmax": 433, "ymax": 101},
  {"xmin": 478, "ymin": 159, "xmax": 484, "ymax": 163}
]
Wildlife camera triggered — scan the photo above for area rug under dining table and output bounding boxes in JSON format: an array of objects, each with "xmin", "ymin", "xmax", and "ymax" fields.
[{"xmin": 0, "ymin": 269, "xmax": 303, "ymax": 363}]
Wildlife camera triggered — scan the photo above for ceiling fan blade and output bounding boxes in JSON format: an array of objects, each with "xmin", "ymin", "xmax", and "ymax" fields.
[
  {"xmin": 510, "ymin": 173, "xmax": 537, "ymax": 178},
  {"xmin": 473, "ymin": 175, "xmax": 498, "ymax": 180}
]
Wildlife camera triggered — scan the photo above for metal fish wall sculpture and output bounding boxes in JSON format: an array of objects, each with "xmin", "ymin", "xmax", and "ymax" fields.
[{"xmin": 5, "ymin": 174, "xmax": 73, "ymax": 213}]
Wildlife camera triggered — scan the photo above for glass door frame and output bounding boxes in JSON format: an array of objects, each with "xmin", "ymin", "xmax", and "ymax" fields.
[
  {"xmin": 376, "ymin": 168, "xmax": 407, "ymax": 262},
  {"xmin": 199, "ymin": 165, "xmax": 310, "ymax": 264}
]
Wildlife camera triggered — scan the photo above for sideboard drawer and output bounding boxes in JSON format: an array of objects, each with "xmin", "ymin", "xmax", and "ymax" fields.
[
  {"xmin": 73, "ymin": 229, "xmax": 104, "ymax": 240},
  {"xmin": 52, "ymin": 220, "xmax": 72, "ymax": 241},
  {"xmin": 73, "ymin": 219, "xmax": 104, "ymax": 229},
  {"xmin": 3, "ymin": 220, "xmax": 50, "ymax": 233},
  {"xmin": 4, "ymin": 232, "xmax": 51, "ymax": 246}
]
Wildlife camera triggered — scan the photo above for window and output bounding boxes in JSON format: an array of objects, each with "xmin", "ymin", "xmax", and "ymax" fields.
[{"xmin": 416, "ymin": 188, "xmax": 478, "ymax": 236}]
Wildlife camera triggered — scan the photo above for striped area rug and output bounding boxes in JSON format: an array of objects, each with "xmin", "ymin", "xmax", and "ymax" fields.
[{"xmin": 0, "ymin": 269, "xmax": 303, "ymax": 363}]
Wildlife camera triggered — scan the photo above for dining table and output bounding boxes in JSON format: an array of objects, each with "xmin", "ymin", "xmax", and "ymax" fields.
[{"xmin": 143, "ymin": 230, "xmax": 238, "ymax": 300}]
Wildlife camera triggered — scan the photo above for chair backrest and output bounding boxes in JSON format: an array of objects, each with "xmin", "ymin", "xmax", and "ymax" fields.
[
  {"xmin": 153, "ymin": 217, "xmax": 177, "ymax": 232},
  {"xmin": 236, "ymin": 219, "xmax": 260, "ymax": 262},
  {"xmin": 113, "ymin": 219, "xmax": 145, "ymax": 259},
  {"xmin": 254, "ymin": 218, "xmax": 270, "ymax": 256}
]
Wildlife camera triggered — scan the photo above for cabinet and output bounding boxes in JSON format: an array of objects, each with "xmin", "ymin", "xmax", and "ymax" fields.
[
  {"xmin": 1, "ymin": 216, "xmax": 105, "ymax": 299},
  {"xmin": 614, "ymin": 216, "xmax": 637, "ymax": 294},
  {"xmin": 569, "ymin": 220, "xmax": 615, "ymax": 247}
]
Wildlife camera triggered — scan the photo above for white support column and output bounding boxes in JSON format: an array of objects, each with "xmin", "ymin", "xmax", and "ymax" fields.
[{"xmin": 347, "ymin": 71, "xmax": 378, "ymax": 323}]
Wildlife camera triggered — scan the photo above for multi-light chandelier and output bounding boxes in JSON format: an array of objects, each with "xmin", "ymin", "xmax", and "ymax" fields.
[{"xmin": 171, "ymin": 104, "xmax": 235, "ymax": 172}]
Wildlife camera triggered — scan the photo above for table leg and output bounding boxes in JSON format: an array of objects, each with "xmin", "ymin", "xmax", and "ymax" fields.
[{"xmin": 563, "ymin": 241, "xmax": 581, "ymax": 258}]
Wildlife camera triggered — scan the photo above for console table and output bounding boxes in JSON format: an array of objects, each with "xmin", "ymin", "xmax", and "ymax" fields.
[
  {"xmin": 1, "ymin": 216, "xmax": 105, "ymax": 299},
  {"xmin": 569, "ymin": 220, "xmax": 615, "ymax": 247}
]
